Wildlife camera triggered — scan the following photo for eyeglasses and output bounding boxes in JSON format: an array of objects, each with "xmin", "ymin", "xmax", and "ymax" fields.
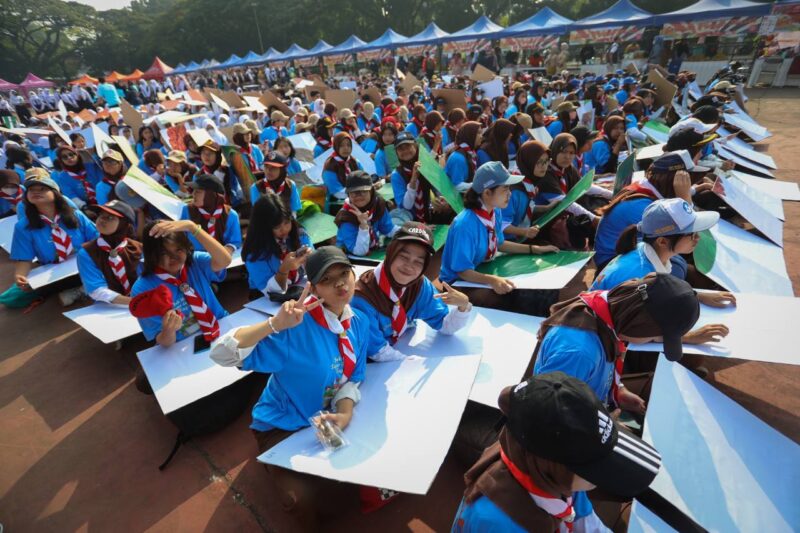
[{"xmin": 535, "ymin": 158, "xmax": 550, "ymax": 167}]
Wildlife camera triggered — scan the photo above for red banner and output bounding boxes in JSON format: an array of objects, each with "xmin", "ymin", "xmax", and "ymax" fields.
[
  {"xmin": 323, "ymin": 54, "xmax": 353, "ymax": 66},
  {"xmin": 357, "ymin": 49, "xmax": 392, "ymax": 61},
  {"xmin": 396, "ymin": 44, "xmax": 437, "ymax": 57},
  {"xmin": 500, "ymin": 35, "xmax": 560, "ymax": 52},
  {"xmin": 442, "ymin": 39, "xmax": 492, "ymax": 54},
  {"xmin": 296, "ymin": 57, "xmax": 319, "ymax": 67},
  {"xmin": 569, "ymin": 26, "xmax": 644, "ymax": 45},
  {"xmin": 662, "ymin": 17, "xmax": 759, "ymax": 38},
  {"xmin": 772, "ymin": 3, "xmax": 800, "ymax": 32}
]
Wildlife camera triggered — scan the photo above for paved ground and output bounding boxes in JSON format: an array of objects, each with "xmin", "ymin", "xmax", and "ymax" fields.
[{"xmin": 1, "ymin": 89, "xmax": 799, "ymax": 532}]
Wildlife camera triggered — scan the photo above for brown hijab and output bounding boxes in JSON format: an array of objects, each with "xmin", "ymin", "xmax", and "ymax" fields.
[
  {"xmin": 538, "ymin": 133, "xmax": 580, "ymax": 195},
  {"xmin": 479, "ymin": 118, "xmax": 515, "ymax": 167},
  {"xmin": 334, "ymin": 189, "xmax": 387, "ymax": 228},
  {"xmin": 83, "ymin": 220, "xmax": 142, "ymax": 295},
  {"xmin": 323, "ymin": 132, "xmax": 359, "ymax": 187},
  {"xmin": 515, "ymin": 140, "xmax": 549, "ymax": 181}
]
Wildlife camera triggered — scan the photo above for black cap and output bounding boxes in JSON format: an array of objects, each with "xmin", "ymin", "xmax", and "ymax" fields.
[
  {"xmin": 570, "ymin": 125, "xmax": 598, "ymax": 148},
  {"xmin": 263, "ymin": 151, "xmax": 288, "ymax": 168},
  {"xmin": 635, "ymin": 273, "xmax": 700, "ymax": 362},
  {"xmin": 392, "ymin": 221, "xmax": 434, "ymax": 253},
  {"xmin": 306, "ymin": 246, "xmax": 353, "ymax": 285},
  {"xmin": 691, "ymin": 106, "xmax": 721, "ymax": 125},
  {"xmin": 506, "ymin": 372, "xmax": 662, "ymax": 498},
  {"xmin": 665, "ymin": 129, "xmax": 716, "ymax": 152},
  {"xmin": 90, "ymin": 200, "xmax": 136, "ymax": 225},
  {"xmin": 394, "ymin": 131, "xmax": 416, "ymax": 147},
  {"xmin": 345, "ymin": 171, "xmax": 374, "ymax": 193},
  {"xmin": 187, "ymin": 173, "xmax": 225, "ymax": 195}
]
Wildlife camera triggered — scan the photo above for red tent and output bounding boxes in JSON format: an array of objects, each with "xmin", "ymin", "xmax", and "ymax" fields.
[
  {"xmin": 124, "ymin": 69, "xmax": 145, "ymax": 81},
  {"xmin": 0, "ymin": 78, "xmax": 18, "ymax": 91},
  {"xmin": 19, "ymin": 73, "xmax": 55, "ymax": 89},
  {"xmin": 141, "ymin": 57, "xmax": 174, "ymax": 80},
  {"xmin": 69, "ymin": 74, "xmax": 99, "ymax": 85}
]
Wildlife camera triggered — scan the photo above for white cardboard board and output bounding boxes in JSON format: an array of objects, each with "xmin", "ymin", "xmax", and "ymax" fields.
[
  {"xmin": 27, "ymin": 256, "xmax": 79, "ymax": 289},
  {"xmin": 0, "ymin": 214, "xmax": 17, "ymax": 254},
  {"xmin": 477, "ymin": 79, "xmax": 504, "ymax": 101},
  {"xmin": 627, "ymin": 501, "xmax": 677, "ymax": 533},
  {"xmin": 726, "ymin": 171, "xmax": 784, "ymax": 220},
  {"xmin": 635, "ymin": 293, "xmax": 800, "ymax": 365},
  {"xmin": 453, "ymin": 254, "xmax": 592, "ymax": 291},
  {"xmin": 63, "ymin": 303, "xmax": 142, "ymax": 344},
  {"xmin": 284, "ymin": 132, "xmax": 317, "ymax": 153},
  {"xmin": 392, "ymin": 306, "xmax": 542, "ymax": 407},
  {"xmin": 713, "ymin": 174, "xmax": 783, "ymax": 246},
  {"xmin": 713, "ymin": 139, "xmax": 776, "ymax": 170},
  {"xmin": 258, "ymin": 353, "xmax": 481, "ymax": 494},
  {"xmin": 716, "ymin": 145, "xmax": 774, "ymax": 178},
  {"xmin": 701, "ymin": 219, "xmax": 792, "ymax": 297},
  {"xmin": 636, "ymin": 143, "xmax": 666, "ymax": 161},
  {"xmin": 723, "ymin": 113, "xmax": 771, "ymax": 142},
  {"xmin": 136, "ymin": 308, "xmax": 265, "ymax": 414},
  {"xmin": 642, "ymin": 124, "xmax": 669, "ymax": 145},
  {"xmin": 715, "ymin": 126, "xmax": 761, "ymax": 155},
  {"xmin": 529, "ymin": 127, "xmax": 552, "ymax": 146},
  {"xmin": 121, "ymin": 167, "xmax": 186, "ymax": 221},
  {"xmin": 730, "ymin": 171, "xmax": 800, "ymax": 202},
  {"xmin": 643, "ymin": 356, "xmax": 800, "ymax": 532}
]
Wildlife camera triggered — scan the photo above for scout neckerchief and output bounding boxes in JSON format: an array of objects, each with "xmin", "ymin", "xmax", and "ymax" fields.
[
  {"xmin": 263, "ymin": 176, "xmax": 286, "ymax": 195},
  {"xmin": 374, "ymin": 261, "xmax": 407, "ymax": 344},
  {"xmin": 304, "ymin": 295, "xmax": 356, "ymax": 384},
  {"xmin": 500, "ymin": 448, "xmax": 576, "ymax": 531},
  {"xmin": 472, "ymin": 204, "xmax": 498, "ymax": 261},
  {"xmin": 316, "ymin": 136, "xmax": 331, "ymax": 149},
  {"xmin": 522, "ymin": 177, "xmax": 538, "ymax": 226},
  {"xmin": 0, "ymin": 186, "xmax": 23, "ymax": 206},
  {"xmin": 40, "ymin": 213, "xmax": 73, "ymax": 262},
  {"xmin": 411, "ymin": 116, "xmax": 424, "ymax": 133},
  {"xmin": 343, "ymin": 199, "xmax": 379, "ymax": 250},
  {"xmin": 155, "ymin": 265, "xmax": 220, "ymax": 341},
  {"xmin": 332, "ymin": 151, "xmax": 353, "ymax": 177},
  {"xmin": 457, "ymin": 142, "xmax": 478, "ymax": 180},
  {"xmin": 420, "ymin": 127, "xmax": 441, "ymax": 155},
  {"xmin": 625, "ymin": 180, "xmax": 663, "ymax": 200},
  {"xmin": 548, "ymin": 163, "xmax": 568, "ymax": 194},
  {"xmin": 579, "ymin": 290, "xmax": 625, "ymax": 405},
  {"xmin": 361, "ymin": 114, "xmax": 378, "ymax": 131},
  {"xmin": 67, "ymin": 170, "xmax": 96, "ymax": 204},
  {"xmin": 197, "ymin": 204, "xmax": 224, "ymax": 239},
  {"xmin": 96, "ymin": 236, "xmax": 131, "ymax": 294},
  {"xmin": 239, "ymin": 143, "xmax": 256, "ymax": 171},
  {"xmin": 277, "ymin": 238, "xmax": 301, "ymax": 285}
]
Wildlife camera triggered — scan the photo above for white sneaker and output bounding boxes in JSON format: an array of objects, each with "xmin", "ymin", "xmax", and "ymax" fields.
[{"xmin": 58, "ymin": 287, "xmax": 84, "ymax": 307}]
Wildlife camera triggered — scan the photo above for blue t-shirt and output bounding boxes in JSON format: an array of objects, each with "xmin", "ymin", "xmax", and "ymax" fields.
[
  {"xmin": 501, "ymin": 187, "xmax": 530, "ymax": 232},
  {"xmin": 405, "ymin": 122, "xmax": 421, "ymax": 138},
  {"xmin": 259, "ymin": 126, "xmax": 288, "ymax": 147},
  {"xmin": 585, "ymin": 138, "xmax": 613, "ymax": 174},
  {"xmin": 546, "ymin": 120, "xmax": 565, "ymax": 138},
  {"xmin": 445, "ymin": 151, "xmax": 472, "ymax": 187},
  {"xmin": 323, "ymin": 161, "xmax": 363, "ymax": 198},
  {"xmin": 249, "ymin": 181, "xmax": 302, "ymax": 213},
  {"xmin": 95, "ymin": 179, "xmax": 118, "ymax": 206},
  {"xmin": 615, "ymin": 89, "xmax": 630, "ymax": 106},
  {"xmin": 351, "ymin": 276, "xmax": 449, "ymax": 356},
  {"xmin": 245, "ymin": 233, "xmax": 312, "ymax": 292},
  {"xmin": 129, "ymin": 252, "xmax": 228, "ymax": 341},
  {"xmin": 453, "ymin": 496, "xmax": 528, "ymax": 533},
  {"xmin": 286, "ymin": 158, "xmax": 302, "ymax": 176},
  {"xmin": 135, "ymin": 142, "xmax": 166, "ymax": 159},
  {"xmin": 241, "ymin": 306, "xmax": 369, "ymax": 431},
  {"xmin": 593, "ymin": 197, "xmax": 652, "ymax": 267},
  {"xmin": 440, "ymin": 208, "xmax": 505, "ymax": 284},
  {"xmin": 477, "ymin": 149, "xmax": 492, "ymax": 167},
  {"xmin": 97, "ymin": 83, "xmax": 120, "ymax": 106},
  {"xmin": 52, "ymin": 163, "xmax": 103, "ymax": 204},
  {"xmin": 77, "ymin": 244, "xmax": 142, "ymax": 298},
  {"xmin": 374, "ymin": 148, "xmax": 392, "ymax": 178},
  {"xmin": 10, "ymin": 210, "xmax": 98, "ymax": 264},
  {"xmin": 592, "ymin": 242, "xmax": 689, "ymax": 291},
  {"xmin": 335, "ymin": 208, "xmax": 395, "ymax": 255},
  {"xmin": 179, "ymin": 205, "xmax": 242, "ymax": 252}
]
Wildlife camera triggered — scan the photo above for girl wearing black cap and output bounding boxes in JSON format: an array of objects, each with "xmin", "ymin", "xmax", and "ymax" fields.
[
  {"xmin": 334, "ymin": 171, "xmax": 397, "ymax": 256},
  {"xmin": 197, "ymin": 141, "xmax": 244, "ymax": 208},
  {"xmin": 444, "ymin": 121, "xmax": 482, "ymax": 189},
  {"xmin": 477, "ymin": 119, "xmax": 515, "ymax": 168},
  {"xmin": 243, "ymin": 193, "xmax": 312, "ymax": 298},
  {"xmin": 314, "ymin": 117, "xmax": 337, "ymax": 158},
  {"xmin": 585, "ymin": 116, "xmax": 626, "ymax": 175},
  {"xmin": 52, "ymin": 145, "xmax": 103, "ymax": 209},
  {"xmin": 78, "ymin": 200, "xmax": 142, "ymax": 305},
  {"xmin": 390, "ymin": 132, "xmax": 449, "ymax": 224},
  {"xmin": 373, "ymin": 122, "xmax": 398, "ymax": 179},
  {"xmin": 250, "ymin": 152, "xmax": 301, "ymax": 215},
  {"xmin": 323, "ymin": 132, "xmax": 363, "ymax": 201},
  {"xmin": 209, "ymin": 247, "xmax": 369, "ymax": 530},
  {"xmin": 352, "ymin": 221, "xmax": 472, "ymax": 361},
  {"xmin": 180, "ymin": 174, "xmax": 241, "ymax": 254}
]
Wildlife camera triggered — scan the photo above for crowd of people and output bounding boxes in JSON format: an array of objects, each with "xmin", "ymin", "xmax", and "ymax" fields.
[{"xmin": 0, "ymin": 54, "xmax": 757, "ymax": 531}]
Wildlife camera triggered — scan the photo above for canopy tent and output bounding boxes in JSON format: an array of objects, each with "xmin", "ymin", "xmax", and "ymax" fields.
[
  {"xmin": 237, "ymin": 51, "xmax": 263, "ymax": 66},
  {"xmin": 359, "ymin": 28, "xmax": 409, "ymax": 51},
  {"xmin": 498, "ymin": 7, "xmax": 574, "ymax": 37},
  {"xmin": 105, "ymin": 71, "xmax": 127, "ymax": 82},
  {"xmin": 69, "ymin": 74, "xmax": 99, "ymax": 85},
  {"xmin": 277, "ymin": 44, "xmax": 309, "ymax": 62},
  {"xmin": 182, "ymin": 61, "xmax": 201, "ymax": 73},
  {"xmin": 399, "ymin": 22, "xmax": 452, "ymax": 47},
  {"xmin": 216, "ymin": 54, "xmax": 243, "ymax": 70},
  {"xmin": 570, "ymin": 0, "xmax": 656, "ymax": 29},
  {"xmin": 171, "ymin": 63, "xmax": 187, "ymax": 74},
  {"xmin": 125, "ymin": 69, "xmax": 145, "ymax": 81},
  {"xmin": 323, "ymin": 34, "xmax": 369, "ymax": 55},
  {"xmin": 141, "ymin": 57, "xmax": 174, "ymax": 79},
  {"xmin": 257, "ymin": 48, "xmax": 281, "ymax": 64},
  {"xmin": 654, "ymin": 0, "xmax": 772, "ymax": 25},
  {"xmin": 294, "ymin": 40, "xmax": 333, "ymax": 60},
  {"xmin": 204, "ymin": 59, "xmax": 220, "ymax": 69},
  {"xmin": 19, "ymin": 73, "xmax": 55, "ymax": 89},
  {"xmin": 444, "ymin": 15, "xmax": 504, "ymax": 42},
  {"xmin": 0, "ymin": 78, "xmax": 18, "ymax": 91}
]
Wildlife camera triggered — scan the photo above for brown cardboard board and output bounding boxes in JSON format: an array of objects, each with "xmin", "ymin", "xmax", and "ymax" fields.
[
  {"xmin": 187, "ymin": 128, "xmax": 213, "ymax": 148},
  {"xmin": 324, "ymin": 89, "xmax": 358, "ymax": 111},
  {"xmin": 260, "ymin": 91, "xmax": 295, "ymax": 118},
  {"xmin": 431, "ymin": 88, "xmax": 468, "ymax": 113},
  {"xmin": 361, "ymin": 86, "xmax": 382, "ymax": 105},
  {"xmin": 220, "ymin": 91, "xmax": 244, "ymax": 109},
  {"xmin": 399, "ymin": 73, "xmax": 421, "ymax": 94},
  {"xmin": 208, "ymin": 92, "xmax": 231, "ymax": 112},
  {"xmin": 646, "ymin": 69, "xmax": 678, "ymax": 109},
  {"xmin": 625, "ymin": 62, "xmax": 640, "ymax": 76},
  {"xmin": 303, "ymin": 84, "xmax": 328, "ymax": 102},
  {"xmin": 606, "ymin": 95, "xmax": 619, "ymax": 111},
  {"xmin": 470, "ymin": 64, "xmax": 497, "ymax": 82},
  {"xmin": 119, "ymin": 100, "xmax": 145, "ymax": 141}
]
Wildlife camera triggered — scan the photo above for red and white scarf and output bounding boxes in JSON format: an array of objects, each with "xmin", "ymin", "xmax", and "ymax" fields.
[
  {"xmin": 522, "ymin": 178, "xmax": 538, "ymax": 226},
  {"xmin": 40, "ymin": 214, "xmax": 73, "ymax": 262},
  {"xmin": 316, "ymin": 137, "xmax": 331, "ymax": 149},
  {"xmin": 500, "ymin": 448, "xmax": 576, "ymax": 531},
  {"xmin": 420, "ymin": 127, "xmax": 441, "ymax": 155},
  {"xmin": 67, "ymin": 170, "xmax": 96, "ymax": 204},
  {"xmin": 239, "ymin": 144, "xmax": 256, "ymax": 171},
  {"xmin": 402, "ymin": 165, "xmax": 426, "ymax": 222},
  {"xmin": 0, "ymin": 186, "xmax": 23, "ymax": 206},
  {"xmin": 264, "ymin": 178, "xmax": 286, "ymax": 195},
  {"xmin": 375, "ymin": 262, "xmax": 407, "ymax": 344},
  {"xmin": 343, "ymin": 199, "xmax": 379, "ymax": 250},
  {"xmin": 155, "ymin": 266, "xmax": 220, "ymax": 341},
  {"xmin": 458, "ymin": 143, "xmax": 478, "ymax": 174},
  {"xmin": 305, "ymin": 295, "xmax": 356, "ymax": 384},
  {"xmin": 579, "ymin": 290, "xmax": 626, "ymax": 405},
  {"xmin": 411, "ymin": 116, "xmax": 424, "ymax": 133},
  {"xmin": 549, "ymin": 163, "xmax": 568, "ymax": 194},
  {"xmin": 278, "ymin": 238, "xmax": 301, "ymax": 285},
  {"xmin": 97, "ymin": 236, "xmax": 131, "ymax": 294},
  {"xmin": 198, "ymin": 205, "xmax": 223, "ymax": 239},
  {"xmin": 332, "ymin": 152, "xmax": 353, "ymax": 177},
  {"xmin": 473, "ymin": 205, "xmax": 498, "ymax": 261}
]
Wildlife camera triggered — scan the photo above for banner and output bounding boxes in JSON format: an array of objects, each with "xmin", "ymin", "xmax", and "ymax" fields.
[
  {"xmin": 396, "ymin": 44, "xmax": 437, "ymax": 57},
  {"xmin": 772, "ymin": 2, "xmax": 800, "ymax": 32},
  {"xmin": 295, "ymin": 56, "xmax": 319, "ymax": 67},
  {"xmin": 500, "ymin": 35, "xmax": 560, "ymax": 52},
  {"xmin": 442, "ymin": 39, "xmax": 493, "ymax": 54},
  {"xmin": 569, "ymin": 26, "xmax": 644, "ymax": 45},
  {"xmin": 357, "ymin": 49, "xmax": 392, "ymax": 62},
  {"xmin": 323, "ymin": 54, "xmax": 353, "ymax": 66},
  {"xmin": 662, "ymin": 17, "xmax": 760, "ymax": 38}
]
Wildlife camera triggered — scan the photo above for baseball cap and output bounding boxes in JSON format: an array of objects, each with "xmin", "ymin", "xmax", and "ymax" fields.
[
  {"xmin": 187, "ymin": 173, "xmax": 225, "ymax": 194},
  {"xmin": 392, "ymin": 221, "xmax": 434, "ymax": 253},
  {"xmin": 263, "ymin": 152, "xmax": 288, "ymax": 168},
  {"xmin": 638, "ymin": 198, "xmax": 719, "ymax": 238},
  {"xmin": 556, "ymin": 101, "xmax": 576, "ymax": 114},
  {"xmin": 232, "ymin": 123, "xmax": 250, "ymax": 136},
  {"xmin": 200, "ymin": 140, "xmax": 221, "ymax": 153},
  {"xmin": 270, "ymin": 110, "xmax": 289, "ymax": 122},
  {"xmin": 651, "ymin": 150, "xmax": 710, "ymax": 173},
  {"xmin": 622, "ymin": 76, "xmax": 637, "ymax": 86},
  {"xmin": 244, "ymin": 119, "xmax": 261, "ymax": 135},
  {"xmin": 24, "ymin": 169, "xmax": 60, "ymax": 192},
  {"xmin": 345, "ymin": 170, "xmax": 374, "ymax": 193},
  {"xmin": 570, "ymin": 126, "xmax": 599, "ymax": 148},
  {"xmin": 90, "ymin": 199, "xmax": 136, "ymax": 225},
  {"xmin": 471, "ymin": 161, "xmax": 524, "ymax": 193},
  {"xmin": 506, "ymin": 372, "xmax": 662, "ymax": 498},
  {"xmin": 668, "ymin": 117, "xmax": 717, "ymax": 137},
  {"xmin": 339, "ymin": 108, "xmax": 355, "ymax": 120},
  {"xmin": 166, "ymin": 150, "xmax": 187, "ymax": 164},
  {"xmin": 306, "ymin": 246, "xmax": 353, "ymax": 285},
  {"xmin": 665, "ymin": 129, "xmax": 717, "ymax": 156},
  {"xmin": 394, "ymin": 131, "xmax": 416, "ymax": 147}
]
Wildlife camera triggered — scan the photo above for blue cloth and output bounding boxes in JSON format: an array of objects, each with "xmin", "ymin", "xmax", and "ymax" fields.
[
  {"xmin": 592, "ymin": 242, "xmax": 688, "ymax": 290},
  {"xmin": 615, "ymin": 89, "xmax": 630, "ymax": 106},
  {"xmin": 244, "ymin": 232, "xmax": 312, "ymax": 292},
  {"xmin": 440, "ymin": 208, "xmax": 505, "ymax": 284},
  {"xmin": 95, "ymin": 180, "xmax": 117, "ymax": 205},
  {"xmin": 504, "ymin": 105, "xmax": 522, "ymax": 119},
  {"xmin": 241, "ymin": 306, "xmax": 369, "ymax": 431},
  {"xmin": 0, "ymin": 184, "xmax": 24, "ymax": 217},
  {"xmin": 594, "ymin": 197, "xmax": 652, "ymax": 267},
  {"xmin": 585, "ymin": 139, "xmax": 612, "ymax": 173},
  {"xmin": 501, "ymin": 187, "xmax": 529, "ymax": 231},
  {"xmin": 351, "ymin": 276, "xmax": 449, "ymax": 356},
  {"xmin": 10, "ymin": 210, "xmax": 98, "ymax": 264},
  {"xmin": 405, "ymin": 122, "xmax": 421, "ymax": 138},
  {"xmin": 129, "ymin": 252, "xmax": 228, "ymax": 342},
  {"xmin": 374, "ymin": 148, "xmax": 392, "ymax": 177},
  {"xmin": 259, "ymin": 126, "xmax": 288, "ymax": 147},
  {"xmin": 624, "ymin": 114, "xmax": 639, "ymax": 132},
  {"xmin": 445, "ymin": 151, "xmax": 471, "ymax": 187},
  {"xmin": 452, "ymin": 496, "xmax": 527, "ymax": 533},
  {"xmin": 135, "ymin": 142, "xmax": 166, "ymax": 159},
  {"xmin": 164, "ymin": 175, "xmax": 182, "ymax": 195},
  {"xmin": 52, "ymin": 163, "xmax": 103, "ymax": 204},
  {"xmin": 286, "ymin": 158, "xmax": 302, "ymax": 176},
  {"xmin": 313, "ymin": 144, "xmax": 328, "ymax": 158},
  {"xmin": 390, "ymin": 169, "xmax": 410, "ymax": 207},
  {"xmin": 97, "ymin": 83, "xmax": 120, "ymax": 107},
  {"xmin": 335, "ymin": 208, "xmax": 394, "ymax": 255},
  {"xmin": 360, "ymin": 137, "xmax": 379, "ymax": 155},
  {"xmin": 476, "ymin": 149, "xmax": 492, "ymax": 167},
  {"xmin": 357, "ymin": 116, "xmax": 379, "ymax": 133},
  {"xmin": 323, "ymin": 161, "xmax": 362, "ymax": 198},
  {"xmin": 249, "ymin": 181, "xmax": 302, "ymax": 213},
  {"xmin": 546, "ymin": 120, "xmax": 565, "ymax": 138},
  {"xmin": 77, "ymin": 245, "xmax": 142, "ymax": 297},
  {"xmin": 250, "ymin": 144, "xmax": 265, "ymax": 169},
  {"xmin": 179, "ymin": 205, "xmax": 242, "ymax": 252}
]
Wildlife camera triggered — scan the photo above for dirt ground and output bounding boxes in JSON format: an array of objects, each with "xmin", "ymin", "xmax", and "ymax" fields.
[{"xmin": 1, "ymin": 89, "xmax": 799, "ymax": 533}]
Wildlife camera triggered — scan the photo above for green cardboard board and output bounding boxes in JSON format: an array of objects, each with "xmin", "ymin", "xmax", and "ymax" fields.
[
  {"xmin": 693, "ymin": 229, "xmax": 716, "ymax": 275},
  {"xmin": 476, "ymin": 251, "xmax": 594, "ymax": 277},
  {"xmin": 417, "ymin": 140, "xmax": 464, "ymax": 214},
  {"xmin": 532, "ymin": 170, "xmax": 594, "ymax": 227},
  {"xmin": 384, "ymin": 145, "xmax": 400, "ymax": 171},
  {"xmin": 613, "ymin": 155, "xmax": 636, "ymax": 195},
  {"xmin": 298, "ymin": 211, "xmax": 338, "ymax": 244}
]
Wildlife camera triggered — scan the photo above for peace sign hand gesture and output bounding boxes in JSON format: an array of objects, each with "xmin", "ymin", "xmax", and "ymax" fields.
[
  {"xmin": 271, "ymin": 283, "xmax": 324, "ymax": 332},
  {"xmin": 348, "ymin": 205, "xmax": 371, "ymax": 229},
  {"xmin": 433, "ymin": 281, "xmax": 470, "ymax": 312}
]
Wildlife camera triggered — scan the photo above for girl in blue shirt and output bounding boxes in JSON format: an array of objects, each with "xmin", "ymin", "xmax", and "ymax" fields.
[
  {"xmin": 259, "ymin": 110, "xmax": 289, "ymax": 148},
  {"xmin": 477, "ymin": 119, "xmax": 515, "ymax": 168},
  {"xmin": 334, "ymin": 171, "xmax": 397, "ymax": 256},
  {"xmin": 52, "ymin": 145, "xmax": 103, "ymax": 208},
  {"xmin": 272, "ymin": 137, "xmax": 303, "ymax": 176},
  {"xmin": 504, "ymin": 88, "xmax": 529, "ymax": 119},
  {"xmin": 357, "ymin": 102, "xmax": 380, "ymax": 134},
  {"xmin": 501, "ymin": 141, "xmax": 559, "ymax": 242},
  {"xmin": 242, "ymin": 192, "xmax": 312, "ymax": 298},
  {"xmin": 405, "ymin": 104, "xmax": 427, "ymax": 138},
  {"xmin": 197, "ymin": 141, "xmax": 244, "ymax": 208},
  {"xmin": 313, "ymin": 117, "xmax": 336, "ymax": 158},
  {"xmin": 11, "ymin": 172, "xmax": 98, "ymax": 291},
  {"xmin": 180, "ymin": 174, "xmax": 241, "ymax": 254},
  {"xmin": 373, "ymin": 122, "xmax": 398, "ymax": 179},
  {"xmin": 445, "ymin": 121, "xmax": 481, "ymax": 188},
  {"xmin": 209, "ymin": 247, "xmax": 369, "ymax": 530},
  {"xmin": 249, "ymin": 152, "xmax": 302, "ymax": 215},
  {"xmin": 322, "ymin": 132, "xmax": 362, "ymax": 200},
  {"xmin": 546, "ymin": 101, "xmax": 578, "ymax": 139},
  {"xmin": 231, "ymin": 123, "xmax": 264, "ymax": 174},
  {"xmin": 164, "ymin": 151, "xmax": 196, "ymax": 198},
  {"xmin": 585, "ymin": 116, "xmax": 626, "ymax": 175},
  {"xmin": 130, "ymin": 219, "xmax": 232, "ymax": 347},
  {"xmin": 135, "ymin": 126, "xmax": 166, "ymax": 159},
  {"xmin": 352, "ymin": 221, "xmax": 472, "ymax": 361},
  {"xmin": 0, "ymin": 169, "xmax": 24, "ymax": 217},
  {"xmin": 95, "ymin": 149, "xmax": 128, "ymax": 205},
  {"xmin": 622, "ymin": 97, "xmax": 648, "ymax": 145},
  {"xmin": 418, "ymin": 111, "xmax": 445, "ymax": 156}
]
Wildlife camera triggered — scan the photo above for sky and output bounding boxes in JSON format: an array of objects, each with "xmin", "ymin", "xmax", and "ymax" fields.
[{"xmin": 72, "ymin": 0, "xmax": 132, "ymax": 11}]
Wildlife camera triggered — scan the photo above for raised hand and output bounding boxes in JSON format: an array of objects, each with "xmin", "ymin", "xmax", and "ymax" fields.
[
  {"xmin": 433, "ymin": 281, "xmax": 470, "ymax": 311},
  {"xmin": 271, "ymin": 283, "xmax": 324, "ymax": 331}
]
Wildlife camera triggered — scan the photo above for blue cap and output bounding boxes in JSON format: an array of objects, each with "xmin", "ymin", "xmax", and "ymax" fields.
[
  {"xmin": 609, "ymin": 78, "xmax": 620, "ymax": 87},
  {"xmin": 394, "ymin": 131, "xmax": 416, "ymax": 147},
  {"xmin": 583, "ymin": 76, "xmax": 595, "ymax": 85},
  {"xmin": 650, "ymin": 150, "xmax": 709, "ymax": 173},
  {"xmin": 637, "ymin": 198, "xmax": 719, "ymax": 237},
  {"xmin": 615, "ymin": 69, "xmax": 625, "ymax": 76},
  {"xmin": 604, "ymin": 83, "xmax": 615, "ymax": 92},
  {"xmin": 470, "ymin": 162, "xmax": 524, "ymax": 193},
  {"xmin": 568, "ymin": 79, "xmax": 581, "ymax": 88},
  {"xmin": 622, "ymin": 76, "xmax": 637, "ymax": 86}
]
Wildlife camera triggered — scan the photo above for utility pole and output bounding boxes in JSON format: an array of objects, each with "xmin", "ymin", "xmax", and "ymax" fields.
[{"xmin": 252, "ymin": 3, "xmax": 265, "ymax": 53}]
